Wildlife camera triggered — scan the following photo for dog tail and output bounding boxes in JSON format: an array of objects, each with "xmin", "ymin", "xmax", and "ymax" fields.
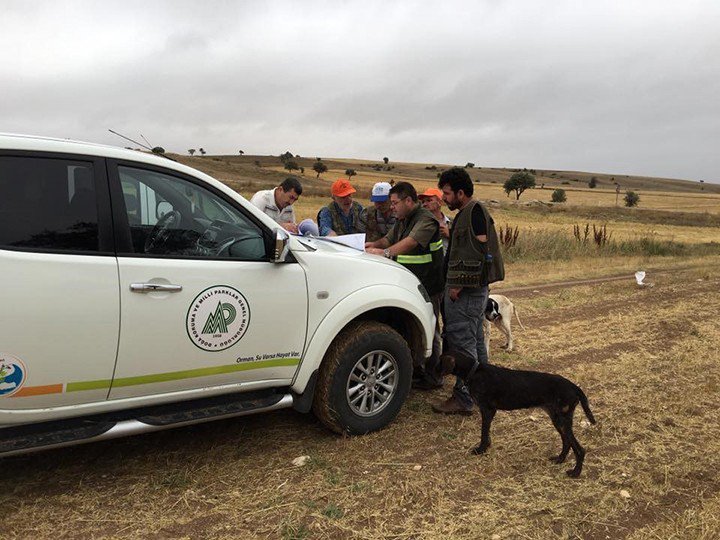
[
  {"xmin": 577, "ymin": 388, "xmax": 596, "ymax": 424},
  {"xmin": 514, "ymin": 306, "xmax": 527, "ymax": 331}
]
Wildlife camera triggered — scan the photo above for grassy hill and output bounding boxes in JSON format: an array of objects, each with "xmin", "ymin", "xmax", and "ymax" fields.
[{"xmin": 172, "ymin": 153, "xmax": 720, "ymax": 196}]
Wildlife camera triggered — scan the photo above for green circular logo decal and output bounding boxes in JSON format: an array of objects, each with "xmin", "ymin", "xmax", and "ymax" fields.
[{"xmin": 186, "ymin": 286, "xmax": 251, "ymax": 351}]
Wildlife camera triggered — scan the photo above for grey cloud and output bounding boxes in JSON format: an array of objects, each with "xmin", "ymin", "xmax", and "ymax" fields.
[{"xmin": 1, "ymin": 0, "xmax": 718, "ymax": 181}]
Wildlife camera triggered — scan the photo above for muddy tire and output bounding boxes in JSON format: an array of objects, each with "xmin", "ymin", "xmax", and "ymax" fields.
[{"xmin": 312, "ymin": 320, "xmax": 413, "ymax": 435}]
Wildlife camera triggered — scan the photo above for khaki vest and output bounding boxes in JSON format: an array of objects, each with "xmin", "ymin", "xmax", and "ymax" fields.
[
  {"xmin": 446, "ymin": 200, "xmax": 504, "ymax": 287},
  {"xmin": 365, "ymin": 206, "xmax": 396, "ymax": 242},
  {"xmin": 318, "ymin": 201, "xmax": 364, "ymax": 235}
]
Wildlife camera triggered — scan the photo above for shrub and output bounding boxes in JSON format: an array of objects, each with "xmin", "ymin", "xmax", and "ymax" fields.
[
  {"xmin": 503, "ymin": 172, "xmax": 536, "ymax": 200},
  {"xmin": 465, "ymin": 162, "xmax": 475, "ymax": 168},
  {"xmin": 588, "ymin": 177, "xmax": 598, "ymax": 188},
  {"xmin": 625, "ymin": 191, "xmax": 640, "ymax": 207},
  {"xmin": 284, "ymin": 160, "xmax": 300, "ymax": 173},
  {"xmin": 313, "ymin": 161, "xmax": 328, "ymax": 178},
  {"xmin": 383, "ymin": 157, "xmax": 389, "ymax": 164},
  {"xmin": 551, "ymin": 189, "xmax": 567, "ymax": 203},
  {"xmin": 345, "ymin": 168, "xmax": 357, "ymax": 179},
  {"xmin": 561, "ymin": 181, "xmax": 570, "ymax": 185}
]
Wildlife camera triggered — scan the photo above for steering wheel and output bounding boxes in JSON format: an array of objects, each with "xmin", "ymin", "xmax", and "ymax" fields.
[
  {"xmin": 144, "ymin": 210, "xmax": 182, "ymax": 254},
  {"xmin": 196, "ymin": 220, "xmax": 238, "ymax": 257}
]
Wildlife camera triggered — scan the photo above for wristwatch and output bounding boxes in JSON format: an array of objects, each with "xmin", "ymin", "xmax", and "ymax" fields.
[{"xmin": 383, "ymin": 248, "xmax": 391, "ymax": 259}]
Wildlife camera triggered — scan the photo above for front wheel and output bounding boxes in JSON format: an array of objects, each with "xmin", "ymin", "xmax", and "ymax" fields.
[{"xmin": 312, "ymin": 321, "xmax": 413, "ymax": 435}]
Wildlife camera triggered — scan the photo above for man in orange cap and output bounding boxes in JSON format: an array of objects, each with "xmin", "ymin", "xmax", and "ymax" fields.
[
  {"xmin": 317, "ymin": 179, "xmax": 367, "ymax": 236},
  {"xmin": 418, "ymin": 187, "xmax": 452, "ymax": 253}
]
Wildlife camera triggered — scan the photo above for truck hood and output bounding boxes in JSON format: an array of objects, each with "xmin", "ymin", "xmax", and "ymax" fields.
[{"xmin": 292, "ymin": 236, "xmax": 404, "ymax": 270}]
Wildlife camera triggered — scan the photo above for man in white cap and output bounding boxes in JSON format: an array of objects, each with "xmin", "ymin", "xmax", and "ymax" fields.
[{"xmin": 365, "ymin": 181, "xmax": 396, "ymax": 242}]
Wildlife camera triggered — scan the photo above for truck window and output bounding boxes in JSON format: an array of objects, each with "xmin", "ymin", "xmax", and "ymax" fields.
[
  {"xmin": 0, "ymin": 156, "xmax": 99, "ymax": 252},
  {"xmin": 116, "ymin": 166, "xmax": 267, "ymax": 260}
]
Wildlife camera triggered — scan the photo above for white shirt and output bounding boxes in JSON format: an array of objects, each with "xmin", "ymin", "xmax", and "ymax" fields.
[{"xmin": 250, "ymin": 189, "xmax": 296, "ymax": 225}]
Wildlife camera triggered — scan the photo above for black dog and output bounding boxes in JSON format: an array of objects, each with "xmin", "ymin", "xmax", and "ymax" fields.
[{"xmin": 439, "ymin": 350, "xmax": 596, "ymax": 477}]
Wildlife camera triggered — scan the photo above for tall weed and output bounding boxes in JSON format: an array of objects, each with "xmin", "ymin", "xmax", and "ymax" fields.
[{"xmin": 501, "ymin": 228, "xmax": 720, "ymax": 263}]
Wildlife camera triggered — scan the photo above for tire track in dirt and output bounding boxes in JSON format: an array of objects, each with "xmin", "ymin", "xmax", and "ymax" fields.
[{"xmin": 491, "ymin": 262, "xmax": 711, "ymax": 297}]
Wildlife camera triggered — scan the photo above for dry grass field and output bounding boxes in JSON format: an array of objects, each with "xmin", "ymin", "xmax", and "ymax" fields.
[
  {"xmin": 3, "ymin": 153, "xmax": 720, "ymax": 539},
  {"xmin": 3, "ymin": 264, "xmax": 719, "ymax": 539}
]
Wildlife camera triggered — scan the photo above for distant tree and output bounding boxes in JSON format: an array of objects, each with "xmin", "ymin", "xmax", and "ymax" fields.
[
  {"xmin": 345, "ymin": 168, "xmax": 357, "ymax": 179},
  {"xmin": 188, "ymin": 149, "xmax": 196, "ymax": 156},
  {"xmin": 279, "ymin": 151, "xmax": 294, "ymax": 162},
  {"xmin": 503, "ymin": 171, "xmax": 536, "ymax": 200},
  {"xmin": 151, "ymin": 147, "xmax": 165, "ymax": 155},
  {"xmin": 284, "ymin": 160, "xmax": 300, "ymax": 173},
  {"xmin": 300, "ymin": 166, "xmax": 305, "ymax": 175},
  {"xmin": 313, "ymin": 161, "xmax": 328, "ymax": 178},
  {"xmin": 383, "ymin": 157, "xmax": 389, "ymax": 164},
  {"xmin": 199, "ymin": 148, "xmax": 206, "ymax": 156},
  {"xmin": 551, "ymin": 189, "xmax": 567, "ymax": 203},
  {"xmin": 624, "ymin": 191, "xmax": 640, "ymax": 207},
  {"xmin": 588, "ymin": 177, "xmax": 598, "ymax": 189},
  {"xmin": 254, "ymin": 160, "xmax": 261, "ymax": 167},
  {"xmin": 295, "ymin": 154, "xmax": 301, "ymax": 158},
  {"xmin": 465, "ymin": 162, "xmax": 475, "ymax": 169},
  {"xmin": 316, "ymin": 157, "xmax": 322, "ymax": 161},
  {"xmin": 238, "ymin": 150, "xmax": 244, "ymax": 155}
]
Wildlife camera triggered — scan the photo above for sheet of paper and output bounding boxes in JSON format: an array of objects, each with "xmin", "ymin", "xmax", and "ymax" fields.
[{"xmin": 321, "ymin": 233, "xmax": 366, "ymax": 251}]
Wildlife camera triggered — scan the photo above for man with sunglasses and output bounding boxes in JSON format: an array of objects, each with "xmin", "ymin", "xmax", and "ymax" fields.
[{"xmin": 365, "ymin": 181, "xmax": 445, "ymax": 389}]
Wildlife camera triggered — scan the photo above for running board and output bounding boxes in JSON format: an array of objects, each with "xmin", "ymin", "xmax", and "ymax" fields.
[{"xmin": 0, "ymin": 393, "xmax": 294, "ymax": 458}]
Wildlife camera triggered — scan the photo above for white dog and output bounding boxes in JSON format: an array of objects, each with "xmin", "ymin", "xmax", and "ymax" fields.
[{"xmin": 483, "ymin": 294, "xmax": 525, "ymax": 354}]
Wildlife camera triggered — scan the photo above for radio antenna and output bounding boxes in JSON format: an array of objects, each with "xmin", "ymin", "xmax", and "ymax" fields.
[
  {"xmin": 108, "ymin": 129, "xmax": 152, "ymax": 151},
  {"xmin": 108, "ymin": 129, "xmax": 176, "ymax": 162}
]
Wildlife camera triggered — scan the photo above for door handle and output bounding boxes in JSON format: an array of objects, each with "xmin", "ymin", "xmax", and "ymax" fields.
[{"xmin": 130, "ymin": 283, "xmax": 183, "ymax": 293}]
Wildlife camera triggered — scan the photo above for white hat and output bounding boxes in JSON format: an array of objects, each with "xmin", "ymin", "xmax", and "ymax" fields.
[{"xmin": 371, "ymin": 182, "xmax": 392, "ymax": 202}]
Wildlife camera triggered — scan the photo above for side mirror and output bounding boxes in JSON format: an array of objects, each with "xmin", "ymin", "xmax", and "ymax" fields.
[{"xmin": 273, "ymin": 228, "xmax": 290, "ymax": 263}]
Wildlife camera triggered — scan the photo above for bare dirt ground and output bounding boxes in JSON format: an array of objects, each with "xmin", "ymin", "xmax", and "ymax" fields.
[{"xmin": 3, "ymin": 263, "xmax": 719, "ymax": 539}]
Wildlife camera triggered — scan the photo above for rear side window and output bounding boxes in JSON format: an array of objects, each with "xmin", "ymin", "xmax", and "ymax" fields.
[{"xmin": 0, "ymin": 156, "xmax": 99, "ymax": 252}]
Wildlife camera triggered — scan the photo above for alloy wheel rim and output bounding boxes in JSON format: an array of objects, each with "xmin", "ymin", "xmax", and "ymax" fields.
[{"xmin": 346, "ymin": 350, "xmax": 398, "ymax": 417}]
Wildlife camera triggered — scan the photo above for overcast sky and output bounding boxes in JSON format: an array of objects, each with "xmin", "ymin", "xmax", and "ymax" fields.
[{"xmin": 2, "ymin": 0, "xmax": 719, "ymax": 181}]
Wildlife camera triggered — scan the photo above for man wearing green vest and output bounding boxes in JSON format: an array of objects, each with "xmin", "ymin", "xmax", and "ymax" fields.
[
  {"xmin": 432, "ymin": 167, "xmax": 504, "ymax": 415},
  {"xmin": 365, "ymin": 182, "xmax": 445, "ymax": 389}
]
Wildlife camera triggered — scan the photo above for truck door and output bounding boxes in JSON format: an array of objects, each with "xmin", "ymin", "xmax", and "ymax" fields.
[
  {"xmin": 0, "ymin": 153, "xmax": 119, "ymax": 408},
  {"xmin": 107, "ymin": 162, "xmax": 308, "ymax": 400}
]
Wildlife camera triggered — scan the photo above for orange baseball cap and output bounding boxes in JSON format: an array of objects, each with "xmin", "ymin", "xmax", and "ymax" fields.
[
  {"xmin": 331, "ymin": 179, "xmax": 357, "ymax": 197},
  {"xmin": 418, "ymin": 187, "xmax": 443, "ymax": 199}
]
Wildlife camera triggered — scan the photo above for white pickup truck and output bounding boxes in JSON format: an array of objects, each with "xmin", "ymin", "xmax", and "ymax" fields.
[{"xmin": 0, "ymin": 134, "xmax": 435, "ymax": 456}]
